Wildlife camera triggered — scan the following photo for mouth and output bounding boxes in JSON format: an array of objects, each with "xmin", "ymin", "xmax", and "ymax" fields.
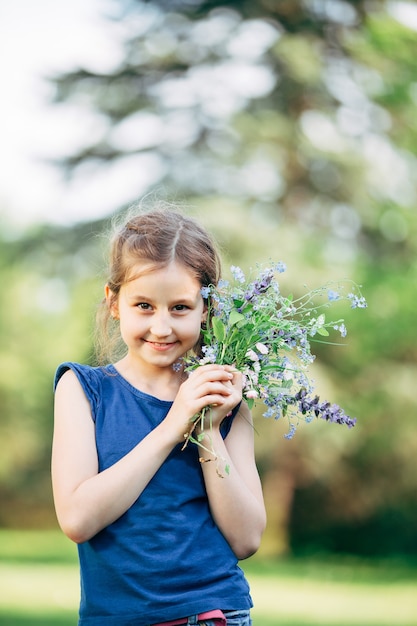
[{"xmin": 145, "ymin": 340, "xmax": 177, "ymax": 352}]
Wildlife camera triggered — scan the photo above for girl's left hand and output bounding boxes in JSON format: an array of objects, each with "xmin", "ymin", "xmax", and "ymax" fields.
[{"xmin": 194, "ymin": 364, "xmax": 243, "ymax": 432}]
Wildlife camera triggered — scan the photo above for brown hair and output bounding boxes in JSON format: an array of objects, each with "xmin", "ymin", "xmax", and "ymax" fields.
[{"xmin": 95, "ymin": 207, "xmax": 221, "ymax": 364}]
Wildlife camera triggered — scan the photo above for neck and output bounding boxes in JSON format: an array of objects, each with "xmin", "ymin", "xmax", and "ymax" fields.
[{"xmin": 113, "ymin": 356, "xmax": 187, "ymax": 401}]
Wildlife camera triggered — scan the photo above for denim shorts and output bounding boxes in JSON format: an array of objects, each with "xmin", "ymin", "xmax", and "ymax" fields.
[
  {"xmin": 150, "ymin": 609, "xmax": 251, "ymax": 626},
  {"xmin": 222, "ymin": 609, "xmax": 252, "ymax": 626}
]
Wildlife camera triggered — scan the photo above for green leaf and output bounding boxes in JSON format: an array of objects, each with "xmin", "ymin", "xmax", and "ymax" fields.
[
  {"xmin": 212, "ymin": 317, "xmax": 226, "ymax": 342},
  {"xmin": 201, "ymin": 328, "xmax": 213, "ymax": 343},
  {"xmin": 246, "ymin": 397, "xmax": 255, "ymax": 410},
  {"xmin": 229, "ymin": 309, "xmax": 245, "ymax": 327},
  {"xmin": 317, "ymin": 327, "xmax": 330, "ymax": 336}
]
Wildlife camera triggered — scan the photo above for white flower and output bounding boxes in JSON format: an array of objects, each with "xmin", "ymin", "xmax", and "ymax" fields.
[{"xmin": 246, "ymin": 349, "xmax": 259, "ymax": 361}]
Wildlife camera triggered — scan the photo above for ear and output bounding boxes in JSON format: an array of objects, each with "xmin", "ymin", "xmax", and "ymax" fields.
[
  {"xmin": 201, "ymin": 302, "xmax": 208, "ymax": 324},
  {"xmin": 105, "ymin": 284, "xmax": 119, "ymax": 319}
]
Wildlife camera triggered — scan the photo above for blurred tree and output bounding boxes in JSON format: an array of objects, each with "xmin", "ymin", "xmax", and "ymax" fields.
[
  {"xmin": 47, "ymin": 0, "xmax": 417, "ymax": 556},
  {"xmin": 1, "ymin": 0, "xmax": 417, "ymax": 557},
  {"xmin": 0, "ymin": 221, "xmax": 105, "ymax": 526},
  {"xmin": 50, "ymin": 1, "xmax": 416, "ymax": 257}
]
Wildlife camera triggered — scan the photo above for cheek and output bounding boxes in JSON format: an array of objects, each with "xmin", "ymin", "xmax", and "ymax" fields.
[
  {"xmin": 186, "ymin": 312, "xmax": 205, "ymax": 337},
  {"xmin": 119, "ymin": 309, "xmax": 141, "ymax": 332}
]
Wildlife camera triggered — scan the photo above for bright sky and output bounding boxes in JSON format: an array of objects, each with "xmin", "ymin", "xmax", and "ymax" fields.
[
  {"xmin": 1, "ymin": 0, "xmax": 416, "ymax": 235},
  {"xmin": 0, "ymin": 0, "xmax": 145, "ymax": 232}
]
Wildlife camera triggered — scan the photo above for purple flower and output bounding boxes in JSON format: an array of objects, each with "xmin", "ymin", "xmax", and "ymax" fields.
[
  {"xmin": 244, "ymin": 269, "xmax": 275, "ymax": 301},
  {"xmin": 294, "ymin": 388, "xmax": 356, "ymax": 428}
]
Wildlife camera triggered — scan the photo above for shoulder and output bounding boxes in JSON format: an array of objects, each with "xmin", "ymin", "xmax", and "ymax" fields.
[
  {"xmin": 55, "ymin": 362, "xmax": 86, "ymax": 388},
  {"xmin": 54, "ymin": 363, "xmax": 110, "ymax": 420},
  {"xmin": 54, "ymin": 362, "xmax": 108, "ymax": 390}
]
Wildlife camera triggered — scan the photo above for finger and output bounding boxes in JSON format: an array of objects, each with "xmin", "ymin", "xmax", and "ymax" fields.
[
  {"xmin": 223, "ymin": 368, "xmax": 243, "ymax": 390},
  {"xmin": 194, "ymin": 364, "xmax": 234, "ymax": 377},
  {"xmin": 198, "ymin": 380, "xmax": 234, "ymax": 398},
  {"xmin": 186, "ymin": 368, "xmax": 232, "ymax": 386}
]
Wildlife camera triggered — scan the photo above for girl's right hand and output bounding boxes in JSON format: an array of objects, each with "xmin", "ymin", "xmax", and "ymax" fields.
[{"xmin": 165, "ymin": 364, "xmax": 239, "ymax": 442}]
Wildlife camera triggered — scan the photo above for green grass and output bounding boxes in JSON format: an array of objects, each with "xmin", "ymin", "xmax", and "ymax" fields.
[
  {"xmin": 1, "ymin": 530, "xmax": 416, "ymax": 626},
  {"xmin": 245, "ymin": 554, "xmax": 417, "ymax": 626}
]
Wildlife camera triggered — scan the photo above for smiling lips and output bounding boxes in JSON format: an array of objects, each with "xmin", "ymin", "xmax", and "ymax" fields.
[{"xmin": 146, "ymin": 340, "xmax": 177, "ymax": 352}]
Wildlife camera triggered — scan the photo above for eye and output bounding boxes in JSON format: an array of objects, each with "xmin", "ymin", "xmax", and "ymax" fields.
[
  {"xmin": 173, "ymin": 304, "xmax": 189, "ymax": 311},
  {"xmin": 137, "ymin": 302, "xmax": 152, "ymax": 310}
]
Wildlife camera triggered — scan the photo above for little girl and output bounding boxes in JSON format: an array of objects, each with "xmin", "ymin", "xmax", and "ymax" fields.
[{"xmin": 52, "ymin": 208, "xmax": 266, "ymax": 626}]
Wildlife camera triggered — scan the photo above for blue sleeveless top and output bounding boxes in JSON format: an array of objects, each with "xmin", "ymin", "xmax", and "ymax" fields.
[{"xmin": 54, "ymin": 363, "xmax": 252, "ymax": 625}]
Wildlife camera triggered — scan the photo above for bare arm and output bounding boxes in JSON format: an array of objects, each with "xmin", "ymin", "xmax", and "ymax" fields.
[
  {"xmin": 52, "ymin": 369, "xmax": 181, "ymax": 543},
  {"xmin": 51, "ymin": 365, "xmax": 238, "ymax": 543},
  {"xmin": 198, "ymin": 384, "xmax": 267, "ymax": 560}
]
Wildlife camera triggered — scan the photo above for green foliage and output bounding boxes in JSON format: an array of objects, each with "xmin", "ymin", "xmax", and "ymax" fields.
[
  {"xmin": 1, "ymin": 0, "xmax": 417, "ymax": 561},
  {"xmin": 0, "ymin": 223, "xmax": 105, "ymax": 525}
]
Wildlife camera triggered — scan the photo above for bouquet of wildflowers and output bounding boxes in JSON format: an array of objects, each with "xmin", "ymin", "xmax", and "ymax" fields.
[{"xmin": 183, "ymin": 262, "xmax": 366, "ymax": 452}]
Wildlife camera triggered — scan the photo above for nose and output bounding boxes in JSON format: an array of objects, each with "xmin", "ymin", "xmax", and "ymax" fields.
[{"xmin": 150, "ymin": 312, "xmax": 172, "ymax": 338}]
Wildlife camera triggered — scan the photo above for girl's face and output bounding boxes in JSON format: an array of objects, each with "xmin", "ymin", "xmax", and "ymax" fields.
[{"xmin": 107, "ymin": 261, "xmax": 206, "ymax": 371}]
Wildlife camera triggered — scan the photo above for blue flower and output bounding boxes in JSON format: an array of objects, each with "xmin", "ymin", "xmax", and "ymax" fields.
[
  {"xmin": 200, "ymin": 286, "xmax": 211, "ymax": 299},
  {"xmin": 334, "ymin": 323, "xmax": 347, "ymax": 337},
  {"xmin": 172, "ymin": 360, "xmax": 183, "ymax": 372},
  {"xmin": 230, "ymin": 265, "xmax": 246, "ymax": 283},
  {"xmin": 183, "ymin": 262, "xmax": 366, "ymax": 446},
  {"xmin": 284, "ymin": 424, "xmax": 297, "ymax": 440},
  {"xmin": 348, "ymin": 293, "xmax": 367, "ymax": 309},
  {"xmin": 201, "ymin": 344, "xmax": 218, "ymax": 363},
  {"xmin": 328, "ymin": 289, "xmax": 340, "ymax": 301}
]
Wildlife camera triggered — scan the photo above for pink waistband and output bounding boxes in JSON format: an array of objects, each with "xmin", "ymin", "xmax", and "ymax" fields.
[{"xmin": 152, "ymin": 609, "xmax": 226, "ymax": 626}]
